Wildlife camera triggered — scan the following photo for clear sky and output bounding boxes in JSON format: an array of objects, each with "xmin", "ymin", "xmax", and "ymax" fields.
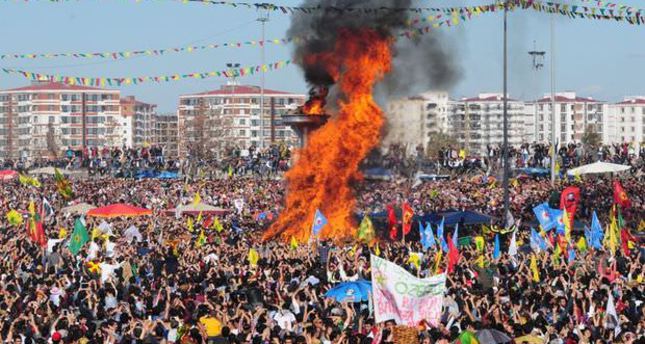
[{"xmin": 0, "ymin": 0, "xmax": 643, "ymax": 112}]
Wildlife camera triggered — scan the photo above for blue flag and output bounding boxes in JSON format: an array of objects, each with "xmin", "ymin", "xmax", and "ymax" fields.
[
  {"xmin": 533, "ymin": 202, "xmax": 557, "ymax": 230},
  {"xmin": 590, "ymin": 211, "xmax": 604, "ymax": 249},
  {"xmin": 423, "ymin": 222, "xmax": 436, "ymax": 250},
  {"xmin": 493, "ymin": 234, "xmax": 501, "ymax": 260},
  {"xmin": 437, "ymin": 218, "xmax": 448, "ymax": 252},
  {"xmin": 551, "ymin": 209, "xmax": 565, "ymax": 235},
  {"xmin": 452, "ymin": 223, "xmax": 459, "ymax": 247},
  {"xmin": 311, "ymin": 209, "xmax": 328, "ymax": 236},
  {"xmin": 418, "ymin": 221, "xmax": 426, "ymax": 248},
  {"xmin": 584, "ymin": 225, "xmax": 593, "ymax": 248},
  {"xmin": 530, "ymin": 227, "xmax": 547, "ymax": 252},
  {"xmin": 567, "ymin": 248, "xmax": 576, "ymax": 264}
]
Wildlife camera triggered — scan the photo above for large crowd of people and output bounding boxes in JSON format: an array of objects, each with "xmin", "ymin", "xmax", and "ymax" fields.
[{"xmin": 0, "ymin": 142, "xmax": 643, "ymax": 344}]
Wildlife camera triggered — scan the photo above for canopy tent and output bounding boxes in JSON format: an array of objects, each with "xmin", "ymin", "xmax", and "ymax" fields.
[
  {"xmin": 61, "ymin": 203, "xmax": 96, "ymax": 216},
  {"xmin": 515, "ymin": 167, "xmax": 550, "ymax": 177},
  {"xmin": 87, "ymin": 203, "xmax": 152, "ymax": 218},
  {"xmin": 0, "ymin": 170, "xmax": 18, "ymax": 181},
  {"xmin": 566, "ymin": 161, "xmax": 630, "ymax": 176},
  {"xmin": 363, "ymin": 167, "xmax": 393, "ymax": 181},
  {"xmin": 29, "ymin": 167, "xmax": 78, "ymax": 175},
  {"xmin": 164, "ymin": 203, "xmax": 229, "ymax": 216}
]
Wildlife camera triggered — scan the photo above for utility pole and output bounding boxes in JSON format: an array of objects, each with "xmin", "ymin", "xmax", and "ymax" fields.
[
  {"xmin": 81, "ymin": 92, "xmax": 87, "ymax": 149},
  {"xmin": 258, "ymin": 10, "xmax": 269, "ymax": 149},
  {"xmin": 502, "ymin": 1, "xmax": 510, "ymax": 226},
  {"xmin": 550, "ymin": 12, "xmax": 557, "ymax": 186}
]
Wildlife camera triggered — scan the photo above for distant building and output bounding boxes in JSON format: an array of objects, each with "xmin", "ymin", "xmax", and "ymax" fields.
[
  {"xmin": 0, "ymin": 81, "xmax": 123, "ymax": 160},
  {"xmin": 154, "ymin": 113, "xmax": 179, "ymax": 158},
  {"xmin": 384, "ymin": 91, "xmax": 450, "ymax": 155},
  {"xmin": 531, "ymin": 92, "xmax": 608, "ymax": 144},
  {"xmin": 449, "ymin": 93, "xmax": 531, "ymax": 155},
  {"xmin": 608, "ymin": 96, "xmax": 645, "ymax": 144},
  {"xmin": 177, "ymin": 84, "xmax": 306, "ymax": 158},
  {"xmin": 121, "ymin": 96, "xmax": 157, "ymax": 148}
]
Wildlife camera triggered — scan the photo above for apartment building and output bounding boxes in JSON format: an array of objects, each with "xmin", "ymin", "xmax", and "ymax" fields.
[
  {"xmin": 177, "ymin": 84, "xmax": 306, "ymax": 158},
  {"xmin": 154, "ymin": 114, "xmax": 179, "ymax": 158},
  {"xmin": 531, "ymin": 92, "xmax": 608, "ymax": 144},
  {"xmin": 0, "ymin": 81, "xmax": 123, "ymax": 160},
  {"xmin": 449, "ymin": 93, "xmax": 531, "ymax": 155},
  {"xmin": 608, "ymin": 96, "xmax": 645, "ymax": 144},
  {"xmin": 121, "ymin": 96, "xmax": 157, "ymax": 148}
]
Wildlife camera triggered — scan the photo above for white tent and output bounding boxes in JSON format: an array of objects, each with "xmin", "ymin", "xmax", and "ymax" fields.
[{"xmin": 566, "ymin": 161, "xmax": 631, "ymax": 176}]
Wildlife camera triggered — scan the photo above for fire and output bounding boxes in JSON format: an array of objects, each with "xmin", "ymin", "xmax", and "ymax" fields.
[
  {"xmin": 303, "ymin": 98, "xmax": 325, "ymax": 115},
  {"xmin": 264, "ymin": 29, "xmax": 392, "ymax": 242}
]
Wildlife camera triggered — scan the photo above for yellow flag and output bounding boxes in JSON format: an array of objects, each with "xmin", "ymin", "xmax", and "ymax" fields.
[
  {"xmin": 58, "ymin": 227, "xmax": 67, "ymax": 239},
  {"xmin": 574, "ymin": 170, "xmax": 582, "ymax": 182},
  {"xmin": 349, "ymin": 244, "xmax": 358, "ymax": 257},
  {"xmin": 290, "ymin": 236, "xmax": 298, "ymax": 250},
  {"xmin": 248, "ymin": 248, "xmax": 259, "ymax": 267},
  {"xmin": 530, "ymin": 255, "xmax": 540, "ymax": 282},
  {"xmin": 196, "ymin": 229, "xmax": 206, "ymax": 247},
  {"xmin": 187, "ymin": 217, "xmax": 194, "ymax": 232},
  {"xmin": 87, "ymin": 261, "xmax": 101, "ymax": 274},
  {"xmin": 563, "ymin": 209, "xmax": 571, "ymax": 243},
  {"xmin": 408, "ymin": 253, "xmax": 421, "ymax": 270},
  {"xmin": 555, "ymin": 161, "xmax": 561, "ymax": 177},
  {"xmin": 6, "ymin": 209, "xmax": 22, "ymax": 226},
  {"xmin": 604, "ymin": 211, "xmax": 618, "ymax": 255},
  {"xmin": 196, "ymin": 212, "xmax": 203, "ymax": 224},
  {"xmin": 374, "ymin": 244, "xmax": 381, "ymax": 256},
  {"xmin": 576, "ymin": 237, "xmax": 587, "ymax": 252},
  {"xmin": 212, "ymin": 217, "xmax": 223, "ymax": 233},
  {"xmin": 475, "ymin": 255, "xmax": 485, "ymax": 268},
  {"xmin": 91, "ymin": 227, "xmax": 102, "ymax": 241},
  {"xmin": 552, "ymin": 244, "xmax": 561, "ymax": 264},
  {"xmin": 474, "ymin": 236, "xmax": 485, "ymax": 253},
  {"xmin": 433, "ymin": 250, "xmax": 443, "ymax": 274},
  {"xmin": 193, "ymin": 192, "xmax": 201, "ymax": 205}
]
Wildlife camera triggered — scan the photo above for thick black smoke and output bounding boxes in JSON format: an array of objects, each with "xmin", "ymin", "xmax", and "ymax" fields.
[{"xmin": 288, "ymin": 0, "xmax": 460, "ymax": 96}]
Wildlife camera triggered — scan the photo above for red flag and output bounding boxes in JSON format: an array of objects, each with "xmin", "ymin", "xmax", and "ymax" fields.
[
  {"xmin": 447, "ymin": 232, "xmax": 460, "ymax": 274},
  {"xmin": 613, "ymin": 180, "xmax": 631, "ymax": 208},
  {"xmin": 26, "ymin": 202, "xmax": 46, "ymax": 247},
  {"xmin": 560, "ymin": 186, "xmax": 580, "ymax": 226},
  {"xmin": 401, "ymin": 202, "xmax": 414, "ymax": 236},
  {"xmin": 386, "ymin": 204, "xmax": 398, "ymax": 241},
  {"xmin": 620, "ymin": 228, "xmax": 636, "ymax": 256}
]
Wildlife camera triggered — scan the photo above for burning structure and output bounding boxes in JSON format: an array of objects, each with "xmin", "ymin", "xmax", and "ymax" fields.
[{"xmin": 264, "ymin": 0, "xmax": 458, "ymax": 242}]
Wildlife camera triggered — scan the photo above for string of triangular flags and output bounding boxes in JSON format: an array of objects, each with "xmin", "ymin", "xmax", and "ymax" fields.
[{"xmin": 1, "ymin": 60, "xmax": 291, "ymax": 86}]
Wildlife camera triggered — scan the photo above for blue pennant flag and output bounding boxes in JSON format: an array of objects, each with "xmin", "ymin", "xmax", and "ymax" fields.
[
  {"xmin": 590, "ymin": 211, "xmax": 604, "ymax": 249},
  {"xmin": 452, "ymin": 223, "xmax": 459, "ymax": 247},
  {"xmin": 493, "ymin": 234, "xmax": 501, "ymax": 260},
  {"xmin": 530, "ymin": 227, "xmax": 548, "ymax": 252},
  {"xmin": 533, "ymin": 202, "xmax": 557, "ymax": 230},
  {"xmin": 423, "ymin": 222, "xmax": 436, "ymax": 250},
  {"xmin": 437, "ymin": 218, "xmax": 448, "ymax": 252},
  {"xmin": 311, "ymin": 209, "xmax": 328, "ymax": 236}
]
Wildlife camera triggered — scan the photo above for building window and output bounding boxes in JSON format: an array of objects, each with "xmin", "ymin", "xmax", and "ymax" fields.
[
  {"xmin": 239, "ymin": 119, "xmax": 246, "ymax": 125},
  {"xmin": 239, "ymin": 129, "xmax": 245, "ymax": 136}
]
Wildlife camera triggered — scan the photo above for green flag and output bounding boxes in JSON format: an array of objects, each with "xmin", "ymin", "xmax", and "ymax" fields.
[{"xmin": 69, "ymin": 218, "xmax": 89, "ymax": 255}]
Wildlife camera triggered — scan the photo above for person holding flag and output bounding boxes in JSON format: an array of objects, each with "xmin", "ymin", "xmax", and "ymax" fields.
[{"xmin": 311, "ymin": 208, "xmax": 328, "ymax": 237}]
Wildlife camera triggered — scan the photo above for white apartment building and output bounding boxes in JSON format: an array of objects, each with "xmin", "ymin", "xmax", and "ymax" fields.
[
  {"xmin": 177, "ymin": 84, "xmax": 306, "ymax": 158},
  {"xmin": 121, "ymin": 96, "xmax": 157, "ymax": 148},
  {"xmin": 0, "ymin": 82, "xmax": 124, "ymax": 160},
  {"xmin": 384, "ymin": 91, "xmax": 450, "ymax": 154},
  {"xmin": 531, "ymin": 92, "xmax": 608, "ymax": 144},
  {"xmin": 608, "ymin": 96, "xmax": 645, "ymax": 144},
  {"xmin": 449, "ymin": 93, "xmax": 531, "ymax": 155}
]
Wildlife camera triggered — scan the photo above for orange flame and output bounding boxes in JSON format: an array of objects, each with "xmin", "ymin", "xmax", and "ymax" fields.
[
  {"xmin": 264, "ymin": 29, "xmax": 392, "ymax": 242},
  {"xmin": 303, "ymin": 97, "xmax": 325, "ymax": 115}
]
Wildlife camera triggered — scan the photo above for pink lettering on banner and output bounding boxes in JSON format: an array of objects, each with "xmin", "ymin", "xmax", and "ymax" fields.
[
  {"xmin": 418, "ymin": 295, "xmax": 443, "ymax": 326},
  {"xmin": 374, "ymin": 286, "xmax": 400, "ymax": 319}
]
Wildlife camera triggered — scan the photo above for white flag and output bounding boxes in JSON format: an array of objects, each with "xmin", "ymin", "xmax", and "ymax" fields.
[
  {"xmin": 604, "ymin": 292, "xmax": 621, "ymax": 337},
  {"xmin": 508, "ymin": 231, "xmax": 518, "ymax": 257},
  {"xmin": 371, "ymin": 255, "xmax": 446, "ymax": 327}
]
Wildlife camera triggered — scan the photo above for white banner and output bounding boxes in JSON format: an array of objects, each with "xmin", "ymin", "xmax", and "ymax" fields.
[{"xmin": 371, "ymin": 254, "xmax": 446, "ymax": 327}]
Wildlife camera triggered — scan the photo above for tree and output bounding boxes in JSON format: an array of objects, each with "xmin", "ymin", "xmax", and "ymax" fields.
[
  {"xmin": 188, "ymin": 99, "xmax": 212, "ymax": 160},
  {"xmin": 46, "ymin": 122, "xmax": 59, "ymax": 159},
  {"xmin": 581, "ymin": 125, "xmax": 602, "ymax": 150},
  {"xmin": 426, "ymin": 131, "xmax": 458, "ymax": 159}
]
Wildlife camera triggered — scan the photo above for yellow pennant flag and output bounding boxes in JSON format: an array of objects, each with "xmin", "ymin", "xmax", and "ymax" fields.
[
  {"xmin": 408, "ymin": 252, "xmax": 421, "ymax": 270},
  {"xmin": 604, "ymin": 211, "xmax": 618, "ymax": 255},
  {"xmin": 290, "ymin": 236, "xmax": 298, "ymax": 250},
  {"xmin": 196, "ymin": 229, "xmax": 206, "ymax": 247},
  {"xmin": 86, "ymin": 261, "xmax": 101, "ymax": 274},
  {"xmin": 187, "ymin": 217, "xmax": 194, "ymax": 232},
  {"xmin": 576, "ymin": 237, "xmax": 587, "ymax": 252},
  {"xmin": 530, "ymin": 255, "xmax": 540, "ymax": 282},
  {"xmin": 58, "ymin": 227, "xmax": 67, "ymax": 239},
  {"xmin": 6, "ymin": 209, "xmax": 22, "ymax": 226},
  {"xmin": 193, "ymin": 192, "xmax": 201, "ymax": 205},
  {"xmin": 196, "ymin": 212, "xmax": 203, "ymax": 224},
  {"xmin": 433, "ymin": 250, "xmax": 443, "ymax": 274},
  {"xmin": 374, "ymin": 244, "xmax": 381, "ymax": 256},
  {"xmin": 212, "ymin": 217, "xmax": 223, "ymax": 233},
  {"xmin": 563, "ymin": 209, "xmax": 572, "ymax": 243},
  {"xmin": 349, "ymin": 244, "xmax": 358, "ymax": 257},
  {"xmin": 552, "ymin": 244, "xmax": 561, "ymax": 264},
  {"xmin": 574, "ymin": 170, "xmax": 582, "ymax": 182},
  {"xmin": 248, "ymin": 248, "xmax": 259, "ymax": 267}
]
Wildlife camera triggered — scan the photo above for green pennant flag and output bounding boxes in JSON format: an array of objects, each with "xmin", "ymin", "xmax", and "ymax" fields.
[{"xmin": 69, "ymin": 218, "xmax": 89, "ymax": 255}]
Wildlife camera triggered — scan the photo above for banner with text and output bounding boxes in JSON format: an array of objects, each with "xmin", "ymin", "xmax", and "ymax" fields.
[{"xmin": 371, "ymin": 254, "xmax": 446, "ymax": 327}]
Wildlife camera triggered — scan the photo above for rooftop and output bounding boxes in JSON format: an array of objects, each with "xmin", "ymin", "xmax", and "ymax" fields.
[
  {"xmin": 616, "ymin": 98, "xmax": 645, "ymax": 105},
  {"xmin": 183, "ymin": 85, "xmax": 301, "ymax": 97},
  {"xmin": 3, "ymin": 81, "xmax": 116, "ymax": 92},
  {"xmin": 462, "ymin": 94, "xmax": 519, "ymax": 102},
  {"xmin": 536, "ymin": 95, "xmax": 601, "ymax": 103}
]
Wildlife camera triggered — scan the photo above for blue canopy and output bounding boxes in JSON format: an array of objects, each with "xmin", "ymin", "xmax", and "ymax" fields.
[
  {"xmin": 135, "ymin": 170, "xmax": 179, "ymax": 179},
  {"xmin": 516, "ymin": 167, "xmax": 550, "ymax": 177}
]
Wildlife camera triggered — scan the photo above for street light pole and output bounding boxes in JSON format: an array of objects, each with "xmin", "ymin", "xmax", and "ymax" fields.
[
  {"xmin": 550, "ymin": 12, "xmax": 557, "ymax": 186},
  {"xmin": 258, "ymin": 11, "xmax": 269, "ymax": 149},
  {"xmin": 502, "ymin": 1, "xmax": 510, "ymax": 226}
]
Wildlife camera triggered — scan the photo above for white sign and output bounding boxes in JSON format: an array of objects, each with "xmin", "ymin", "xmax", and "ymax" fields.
[{"xmin": 371, "ymin": 254, "xmax": 446, "ymax": 327}]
